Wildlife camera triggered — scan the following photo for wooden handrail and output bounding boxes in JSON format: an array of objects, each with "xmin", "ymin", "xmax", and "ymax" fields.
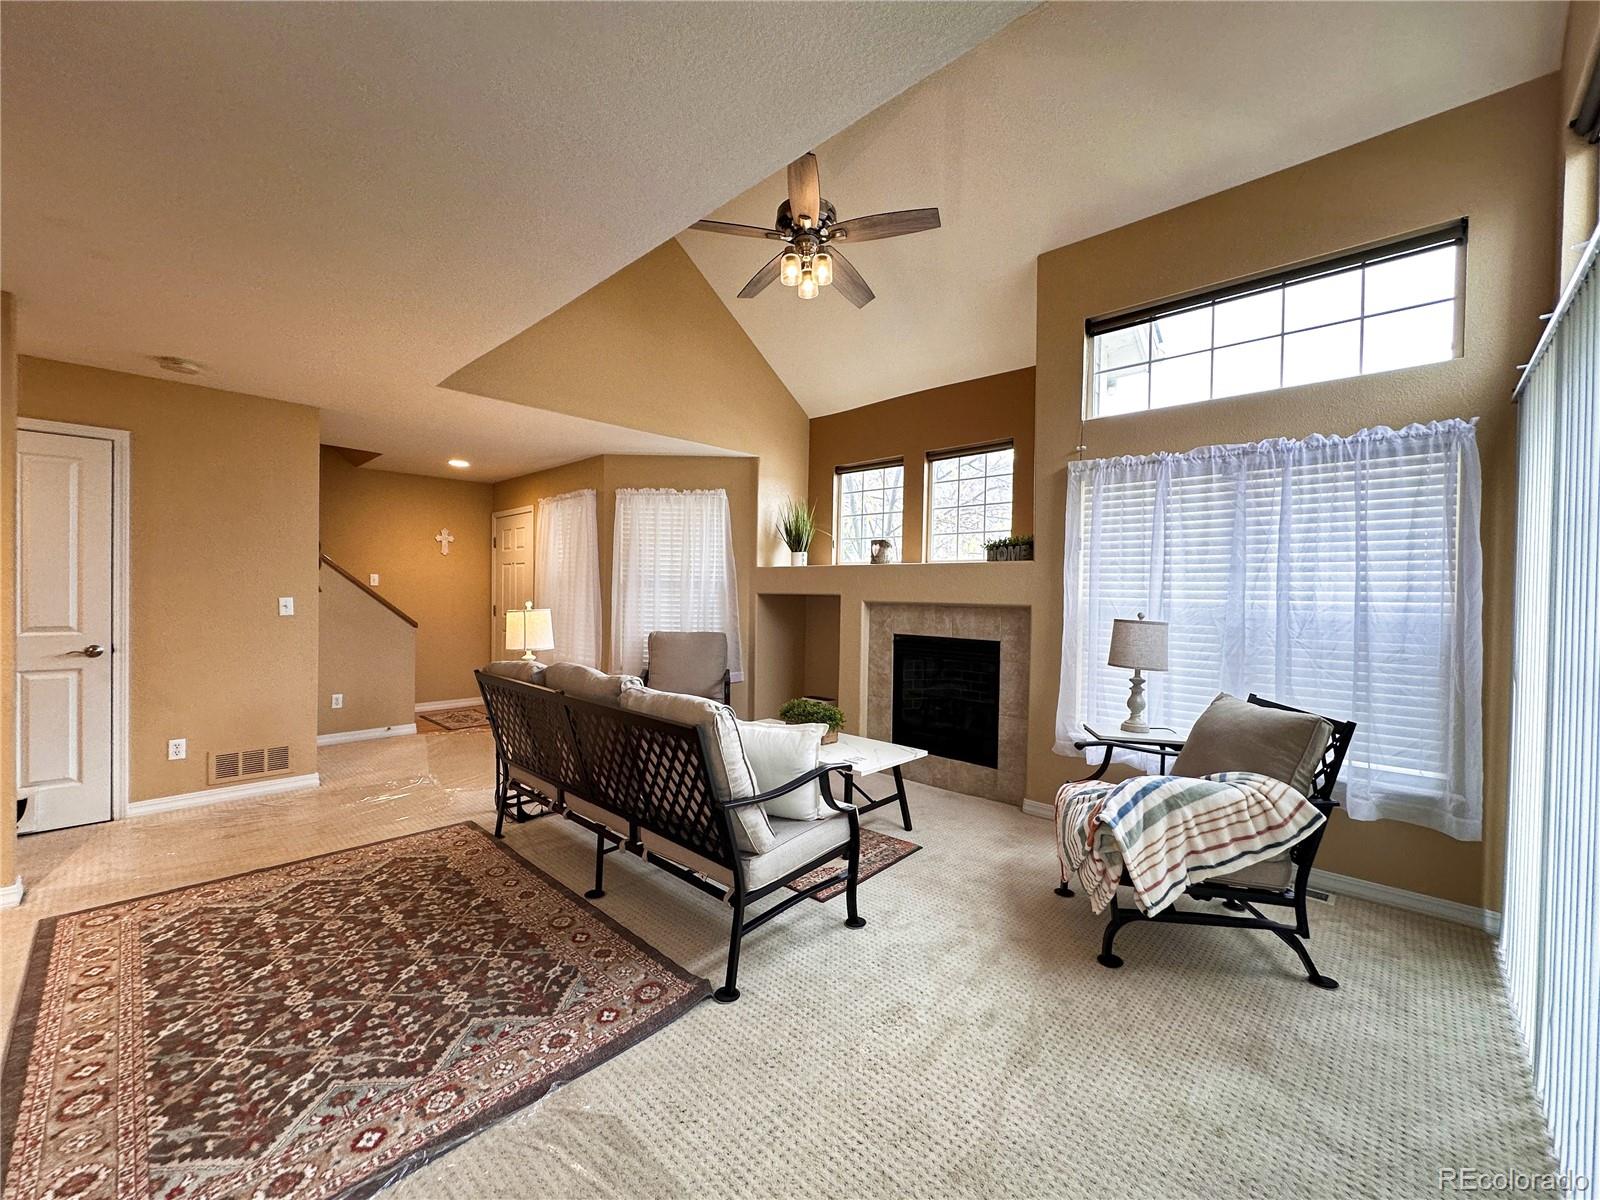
[{"xmin": 318, "ymin": 554, "xmax": 419, "ymax": 628}]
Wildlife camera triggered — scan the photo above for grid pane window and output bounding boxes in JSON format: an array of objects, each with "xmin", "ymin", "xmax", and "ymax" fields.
[
  {"xmin": 928, "ymin": 445, "xmax": 1014, "ymax": 561},
  {"xmin": 1088, "ymin": 233, "xmax": 1463, "ymax": 418},
  {"xmin": 836, "ymin": 462, "xmax": 904, "ymax": 563}
]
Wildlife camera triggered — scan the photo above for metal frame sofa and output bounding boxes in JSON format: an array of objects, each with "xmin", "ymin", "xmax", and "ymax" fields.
[{"xmin": 476, "ymin": 665, "xmax": 865, "ymax": 1003}]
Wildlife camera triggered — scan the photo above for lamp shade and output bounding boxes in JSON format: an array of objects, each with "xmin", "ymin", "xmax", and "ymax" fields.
[
  {"xmin": 506, "ymin": 605, "xmax": 555, "ymax": 653},
  {"xmin": 1108, "ymin": 613, "xmax": 1168, "ymax": 671}
]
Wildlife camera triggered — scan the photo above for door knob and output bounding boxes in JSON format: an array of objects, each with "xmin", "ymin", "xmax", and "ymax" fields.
[{"xmin": 77, "ymin": 644, "xmax": 105, "ymax": 658}]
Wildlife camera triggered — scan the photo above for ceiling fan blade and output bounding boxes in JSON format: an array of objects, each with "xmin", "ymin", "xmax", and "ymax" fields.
[
  {"xmin": 788, "ymin": 153, "xmax": 822, "ymax": 229},
  {"xmin": 690, "ymin": 219, "xmax": 779, "ymax": 239},
  {"xmin": 826, "ymin": 248, "xmax": 874, "ymax": 308},
  {"xmin": 737, "ymin": 252, "xmax": 785, "ymax": 299},
  {"xmin": 830, "ymin": 208, "xmax": 941, "ymax": 243}
]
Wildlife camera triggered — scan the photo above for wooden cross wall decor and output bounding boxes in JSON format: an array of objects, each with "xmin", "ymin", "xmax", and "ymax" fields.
[{"xmin": 435, "ymin": 528, "xmax": 455, "ymax": 556}]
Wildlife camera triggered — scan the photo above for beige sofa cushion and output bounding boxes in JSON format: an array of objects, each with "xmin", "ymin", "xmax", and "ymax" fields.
[
  {"xmin": 640, "ymin": 813, "xmax": 849, "ymax": 894},
  {"xmin": 618, "ymin": 686, "xmax": 775, "ymax": 854},
  {"xmin": 1172, "ymin": 694, "xmax": 1332, "ymax": 796},
  {"xmin": 544, "ymin": 662, "xmax": 642, "ymax": 707},
  {"xmin": 738, "ymin": 721, "xmax": 828, "ymax": 820},
  {"xmin": 646, "ymin": 631, "xmax": 729, "ymax": 701},
  {"xmin": 481, "ymin": 660, "xmax": 548, "ymax": 686},
  {"xmin": 1213, "ymin": 853, "xmax": 1296, "ymax": 891}
]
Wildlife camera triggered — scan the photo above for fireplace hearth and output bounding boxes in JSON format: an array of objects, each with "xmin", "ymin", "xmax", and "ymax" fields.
[{"xmin": 892, "ymin": 634, "xmax": 1001, "ymax": 769}]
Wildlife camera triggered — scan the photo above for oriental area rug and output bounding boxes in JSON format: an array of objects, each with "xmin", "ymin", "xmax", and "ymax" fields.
[
  {"xmin": 786, "ymin": 826, "xmax": 921, "ymax": 902},
  {"xmin": 0, "ymin": 822, "xmax": 708, "ymax": 1200}
]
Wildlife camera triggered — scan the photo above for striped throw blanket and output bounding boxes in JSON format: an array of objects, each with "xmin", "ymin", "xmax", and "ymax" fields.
[{"xmin": 1054, "ymin": 771, "xmax": 1325, "ymax": 917}]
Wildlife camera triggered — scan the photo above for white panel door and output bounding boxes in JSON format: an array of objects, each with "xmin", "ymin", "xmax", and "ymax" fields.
[
  {"xmin": 16, "ymin": 430, "xmax": 115, "ymax": 832},
  {"xmin": 491, "ymin": 511, "xmax": 534, "ymax": 660}
]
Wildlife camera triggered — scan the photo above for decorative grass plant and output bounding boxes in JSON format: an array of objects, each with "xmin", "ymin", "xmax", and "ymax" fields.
[
  {"xmin": 776, "ymin": 498, "xmax": 819, "ymax": 555},
  {"xmin": 982, "ymin": 534, "xmax": 1034, "ymax": 562}
]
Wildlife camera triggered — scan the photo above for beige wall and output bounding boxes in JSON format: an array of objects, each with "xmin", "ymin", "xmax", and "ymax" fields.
[
  {"xmin": 318, "ymin": 448, "xmax": 493, "ymax": 704},
  {"xmin": 317, "ymin": 562, "xmax": 416, "ymax": 736},
  {"xmin": 493, "ymin": 453, "xmax": 760, "ymax": 714},
  {"xmin": 807, "ymin": 367, "xmax": 1036, "ymax": 565},
  {"xmin": 1032, "ymin": 77, "xmax": 1559, "ymax": 910},
  {"xmin": 443, "ymin": 240, "xmax": 810, "ymax": 571},
  {"xmin": 1, "ymin": 296, "xmax": 17, "ymax": 889},
  {"xmin": 19, "ymin": 357, "xmax": 321, "ymax": 801},
  {"xmin": 1560, "ymin": 2, "xmax": 1600, "ymax": 289}
]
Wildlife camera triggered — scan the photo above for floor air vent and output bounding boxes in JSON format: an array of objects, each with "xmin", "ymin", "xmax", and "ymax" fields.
[{"xmin": 208, "ymin": 745, "xmax": 292, "ymax": 786}]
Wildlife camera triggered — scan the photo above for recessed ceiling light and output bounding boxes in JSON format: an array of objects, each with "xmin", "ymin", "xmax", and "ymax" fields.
[
  {"xmin": 447, "ymin": 458, "xmax": 470, "ymax": 469},
  {"xmin": 153, "ymin": 355, "xmax": 203, "ymax": 375}
]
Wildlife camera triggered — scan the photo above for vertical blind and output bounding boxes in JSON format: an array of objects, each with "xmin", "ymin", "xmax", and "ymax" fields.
[
  {"xmin": 1057, "ymin": 420, "xmax": 1483, "ymax": 837},
  {"xmin": 1501, "ymin": 233, "xmax": 1600, "ymax": 1188},
  {"xmin": 610, "ymin": 488, "xmax": 743, "ymax": 681},
  {"xmin": 534, "ymin": 489, "xmax": 602, "ymax": 668}
]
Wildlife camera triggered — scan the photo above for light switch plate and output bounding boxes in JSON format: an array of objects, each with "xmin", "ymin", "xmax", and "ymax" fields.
[
  {"xmin": 278, "ymin": 596, "xmax": 295, "ymax": 616},
  {"xmin": 331, "ymin": 693, "xmax": 344, "ymax": 709},
  {"xmin": 369, "ymin": 573, "xmax": 380, "ymax": 587},
  {"xmin": 168, "ymin": 738, "xmax": 187, "ymax": 761}
]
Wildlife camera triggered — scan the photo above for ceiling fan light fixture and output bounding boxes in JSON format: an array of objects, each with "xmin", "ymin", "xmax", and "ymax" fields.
[
  {"xmin": 813, "ymin": 252, "xmax": 834, "ymax": 287},
  {"xmin": 797, "ymin": 270, "xmax": 819, "ymax": 301},
  {"xmin": 780, "ymin": 251, "xmax": 802, "ymax": 287}
]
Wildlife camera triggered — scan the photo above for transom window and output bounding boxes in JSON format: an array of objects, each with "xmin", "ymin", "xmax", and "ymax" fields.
[
  {"xmin": 927, "ymin": 443, "xmax": 1014, "ymax": 561},
  {"xmin": 1087, "ymin": 221, "xmax": 1467, "ymax": 418},
  {"xmin": 835, "ymin": 460, "xmax": 904, "ymax": 564}
]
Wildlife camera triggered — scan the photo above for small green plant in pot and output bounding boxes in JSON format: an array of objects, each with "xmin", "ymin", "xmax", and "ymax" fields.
[
  {"xmin": 778, "ymin": 697, "xmax": 846, "ymax": 744},
  {"xmin": 776, "ymin": 498, "xmax": 821, "ymax": 566},
  {"xmin": 983, "ymin": 534, "xmax": 1034, "ymax": 562}
]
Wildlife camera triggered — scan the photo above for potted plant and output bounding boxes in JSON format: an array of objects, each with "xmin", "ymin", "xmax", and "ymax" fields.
[
  {"xmin": 778, "ymin": 697, "xmax": 846, "ymax": 744},
  {"xmin": 983, "ymin": 534, "xmax": 1034, "ymax": 562},
  {"xmin": 776, "ymin": 498, "xmax": 821, "ymax": 566}
]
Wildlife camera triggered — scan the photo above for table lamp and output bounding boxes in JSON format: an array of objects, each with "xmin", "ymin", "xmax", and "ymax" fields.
[
  {"xmin": 1107, "ymin": 612, "xmax": 1169, "ymax": 733},
  {"xmin": 506, "ymin": 602, "xmax": 555, "ymax": 666}
]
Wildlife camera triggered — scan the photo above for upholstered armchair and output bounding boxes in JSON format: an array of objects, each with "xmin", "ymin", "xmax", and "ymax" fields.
[{"xmin": 641, "ymin": 631, "xmax": 731, "ymax": 703}]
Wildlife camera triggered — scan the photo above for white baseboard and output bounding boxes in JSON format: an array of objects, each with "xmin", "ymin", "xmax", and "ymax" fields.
[
  {"xmin": 0, "ymin": 876, "xmax": 23, "ymax": 909},
  {"xmin": 414, "ymin": 697, "xmax": 481, "ymax": 714},
  {"xmin": 1018, "ymin": 795, "xmax": 1500, "ymax": 934},
  {"xmin": 1309, "ymin": 868, "xmax": 1501, "ymax": 935},
  {"xmin": 317, "ymin": 723, "xmax": 417, "ymax": 746},
  {"xmin": 130, "ymin": 773, "xmax": 321, "ymax": 816}
]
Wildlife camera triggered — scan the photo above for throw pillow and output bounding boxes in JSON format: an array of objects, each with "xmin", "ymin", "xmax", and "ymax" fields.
[
  {"xmin": 738, "ymin": 721, "xmax": 829, "ymax": 820},
  {"xmin": 544, "ymin": 662, "xmax": 643, "ymax": 707}
]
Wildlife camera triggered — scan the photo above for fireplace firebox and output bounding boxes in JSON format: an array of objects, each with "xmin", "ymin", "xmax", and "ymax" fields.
[{"xmin": 891, "ymin": 634, "xmax": 1001, "ymax": 769}]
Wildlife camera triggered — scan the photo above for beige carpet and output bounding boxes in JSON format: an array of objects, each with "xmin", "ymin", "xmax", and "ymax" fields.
[{"xmin": 3, "ymin": 731, "xmax": 1554, "ymax": 1199}]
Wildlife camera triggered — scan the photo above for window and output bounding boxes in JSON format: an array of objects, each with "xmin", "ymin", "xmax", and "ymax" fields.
[
  {"xmin": 610, "ymin": 488, "xmax": 742, "ymax": 680},
  {"xmin": 1055, "ymin": 419, "xmax": 1483, "ymax": 838},
  {"xmin": 1087, "ymin": 221, "xmax": 1467, "ymax": 417},
  {"xmin": 927, "ymin": 443, "xmax": 1014, "ymax": 561},
  {"xmin": 835, "ymin": 460, "xmax": 904, "ymax": 564}
]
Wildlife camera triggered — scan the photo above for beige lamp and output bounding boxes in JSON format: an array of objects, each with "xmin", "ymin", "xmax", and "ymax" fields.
[
  {"xmin": 506, "ymin": 602, "xmax": 555, "ymax": 665},
  {"xmin": 1108, "ymin": 612, "xmax": 1169, "ymax": 733}
]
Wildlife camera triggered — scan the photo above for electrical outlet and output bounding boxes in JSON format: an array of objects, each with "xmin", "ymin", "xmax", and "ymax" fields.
[
  {"xmin": 168, "ymin": 738, "xmax": 187, "ymax": 761},
  {"xmin": 331, "ymin": 693, "xmax": 344, "ymax": 709},
  {"xmin": 368, "ymin": 573, "xmax": 380, "ymax": 587},
  {"xmin": 278, "ymin": 596, "xmax": 295, "ymax": 616}
]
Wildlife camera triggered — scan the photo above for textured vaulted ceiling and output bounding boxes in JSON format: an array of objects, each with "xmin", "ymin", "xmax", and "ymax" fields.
[
  {"xmin": 0, "ymin": 1, "xmax": 1025, "ymax": 478},
  {"xmin": 679, "ymin": 1, "xmax": 1567, "ymax": 417}
]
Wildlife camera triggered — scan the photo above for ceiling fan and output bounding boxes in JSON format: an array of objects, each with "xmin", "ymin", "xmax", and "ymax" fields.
[{"xmin": 689, "ymin": 152, "xmax": 940, "ymax": 308}]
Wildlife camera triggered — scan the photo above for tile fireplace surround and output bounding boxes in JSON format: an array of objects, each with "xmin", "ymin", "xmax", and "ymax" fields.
[{"xmin": 866, "ymin": 603, "xmax": 1030, "ymax": 803}]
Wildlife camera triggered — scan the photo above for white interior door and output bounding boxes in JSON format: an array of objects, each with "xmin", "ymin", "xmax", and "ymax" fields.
[
  {"xmin": 492, "ymin": 510, "xmax": 534, "ymax": 660},
  {"xmin": 16, "ymin": 429, "xmax": 115, "ymax": 832}
]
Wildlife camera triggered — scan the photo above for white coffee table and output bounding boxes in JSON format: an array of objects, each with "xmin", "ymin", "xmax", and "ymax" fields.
[{"xmin": 759, "ymin": 723, "xmax": 927, "ymax": 831}]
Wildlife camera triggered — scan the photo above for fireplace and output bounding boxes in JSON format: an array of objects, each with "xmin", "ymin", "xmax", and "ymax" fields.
[{"xmin": 892, "ymin": 634, "xmax": 1001, "ymax": 769}]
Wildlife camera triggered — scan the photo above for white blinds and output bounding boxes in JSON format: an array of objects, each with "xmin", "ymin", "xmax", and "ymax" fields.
[
  {"xmin": 1057, "ymin": 420, "xmax": 1484, "ymax": 837},
  {"xmin": 534, "ymin": 489, "xmax": 601, "ymax": 668},
  {"xmin": 1501, "ymin": 234, "xmax": 1600, "ymax": 1189},
  {"xmin": 610, "ymin": 488, "xmax": 743, "ymax": 681}
]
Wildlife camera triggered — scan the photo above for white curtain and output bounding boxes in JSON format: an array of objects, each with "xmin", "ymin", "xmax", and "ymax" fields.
[
  {"xmin": 610, "ymin": 488, "xmax": 743, "ymax": 681},
  {"xmin": 534, "ymin": 489, "xmax": 601, "ymax": 668},
  {"xmin": 1056, "ymin": 419, "xmax": 1483, "ymax": 838}
]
